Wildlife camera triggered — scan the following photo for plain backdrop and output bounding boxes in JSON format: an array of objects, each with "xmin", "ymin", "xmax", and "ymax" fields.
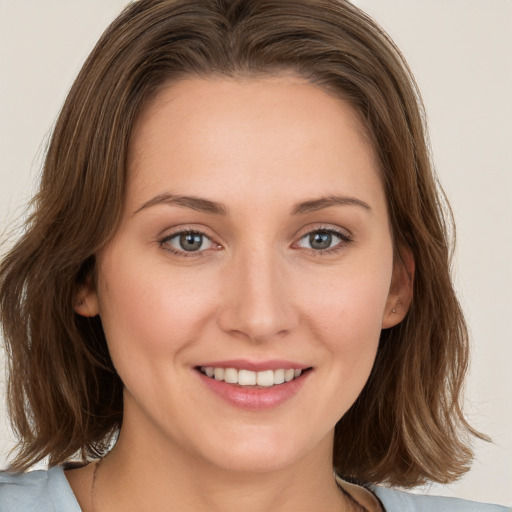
[{"xmin": 0, "ymin": 0, "xmax": 511, "ymax": 506}]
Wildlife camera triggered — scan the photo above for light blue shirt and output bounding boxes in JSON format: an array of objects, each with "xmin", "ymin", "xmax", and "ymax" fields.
[{"xmin": 0, "ymin": 466, "xmax": 510, "ymax": 511}]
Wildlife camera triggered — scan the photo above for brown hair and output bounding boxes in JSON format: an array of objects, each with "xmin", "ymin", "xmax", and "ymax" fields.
[{"xmin": 0, "ymin": 0, "xmax": 483, "ymax": 485}]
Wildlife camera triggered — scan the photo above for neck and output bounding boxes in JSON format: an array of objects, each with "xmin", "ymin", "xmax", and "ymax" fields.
[{"xmin": 95, "ymin": 417, "xmax": 346, "ymax": 512}]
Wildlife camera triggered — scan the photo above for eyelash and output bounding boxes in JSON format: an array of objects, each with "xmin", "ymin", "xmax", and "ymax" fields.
[
  {"xmin": 296, "ymin": 227, "xmax": 353, "ymax": 256},
  {"xmin": 159, "ymin": 226, "xmax": 353, "ymax": 258},
  {"xmin": 160, "ymin": 228, "xmax": 216, "ymax": 258}
]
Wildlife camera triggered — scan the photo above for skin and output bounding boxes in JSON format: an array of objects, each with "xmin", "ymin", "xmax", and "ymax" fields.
[{"xmin": 70, "ymin": 74, "xmax": 412, "ymax": 512}]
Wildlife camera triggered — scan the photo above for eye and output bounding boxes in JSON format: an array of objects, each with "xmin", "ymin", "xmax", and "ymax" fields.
[
  {"xmin": 297, "ymin": 229, "xmax": 351, "ymax": 252},
  {"xmin": 161, "ymin": 231, "xmax": 215, "ymax": 254}
]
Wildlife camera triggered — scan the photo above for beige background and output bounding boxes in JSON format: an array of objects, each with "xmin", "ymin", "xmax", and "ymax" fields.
[{"xmin": 1, "ymin": 0, "xmax": 511, "ymax": 506}]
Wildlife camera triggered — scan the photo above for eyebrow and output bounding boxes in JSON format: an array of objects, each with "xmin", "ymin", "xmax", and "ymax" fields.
[
  {"xmin": 290, "ymin": 195, "xmax": 371, "ymax": 215},
  {"xmin": 134, "ymin": 193, "xmax": 228, "ymax": 216},
  {"xmin": 134, "ymin": 193, "xmax": 371, "ymax": 216}
]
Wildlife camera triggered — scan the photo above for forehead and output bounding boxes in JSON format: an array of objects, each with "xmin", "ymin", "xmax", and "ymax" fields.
[{"xmin": 126, "ymin": 75, "xmax": 383, "ymax": 212}]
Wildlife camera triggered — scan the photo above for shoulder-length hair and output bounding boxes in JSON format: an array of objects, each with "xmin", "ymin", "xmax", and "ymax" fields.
[{"xmin": 0, "ymin": 0, "xmax": 483, "ymax": 485}]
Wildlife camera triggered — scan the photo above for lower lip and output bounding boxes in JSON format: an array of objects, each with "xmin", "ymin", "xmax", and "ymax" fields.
[{"xmin": 196, "ymin": 369, "xmax": 310, "ymax": 411}]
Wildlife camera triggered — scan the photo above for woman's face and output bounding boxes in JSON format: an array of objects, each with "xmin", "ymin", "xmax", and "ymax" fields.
[{"xmin": 80, "ymin": 75, "xmax": 408, "ymax": 472}]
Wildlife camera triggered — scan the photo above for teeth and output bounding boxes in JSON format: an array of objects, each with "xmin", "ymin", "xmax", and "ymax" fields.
[
  {"xmin": 238, "ymin": 369, "xmax": 257, "ymax": 386},
  {"xmin": 273, "ymin": 369, "xmax": 285, "ymax": 385},
  {"xmin": 256, "ymin": 369, "xmax": 274, "ymax": 387},
  {"xmin": 200, "ymin": 366, "xmax": 305, "ymax": 387},
  {"xmin": 224, "ymin": 367, "xmax": 238, "ymax": 384},
  {"xmin": 284, "ymin": 369, "xmax": 295, "ymax": 382}
]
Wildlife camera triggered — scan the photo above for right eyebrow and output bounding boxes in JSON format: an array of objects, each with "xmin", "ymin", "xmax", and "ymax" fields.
[{"xmin": 133, "ymin": 193, "xmax": 228, "ymax": 216}]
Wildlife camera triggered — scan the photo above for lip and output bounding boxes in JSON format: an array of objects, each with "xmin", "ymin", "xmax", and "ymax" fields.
[
  {"xmin": 195, "ymin": 359, "xmax": 310, "ymax": 372},
  {"xmin": 195, "ymin": 365, "xmax": 311, "ymax": 411}
]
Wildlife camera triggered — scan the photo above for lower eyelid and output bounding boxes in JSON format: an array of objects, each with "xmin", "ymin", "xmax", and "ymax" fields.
[
  {"xmin": 160, "ymin": 231, "xmax": 215, "ymax": 254},
  {"xmin": 159, "ymin": 227, "xmax": 351, "ymax": 256},
  {"xmin": 297, "ymin": 229, "xmax": 351, "ymax": 247}
]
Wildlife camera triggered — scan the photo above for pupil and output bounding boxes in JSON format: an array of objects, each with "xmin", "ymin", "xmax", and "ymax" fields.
[
  {"xmin": 180, "ymin": 233, "xmax": 202, "ymax": 251},
  {"xmin": 310, "ymin": 232, "xmax": 331, "ymax": 250}
]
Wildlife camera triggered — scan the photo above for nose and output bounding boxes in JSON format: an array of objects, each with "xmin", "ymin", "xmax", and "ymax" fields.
[{"xmin": 217, "ymin": 244, "xmax": 298, "ymax": 343}]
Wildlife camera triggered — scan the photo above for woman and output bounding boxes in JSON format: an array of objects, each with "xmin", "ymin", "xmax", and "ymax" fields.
[{"xmin": 0, "ymin": 0, "xmax": 509, "ymax": 510}]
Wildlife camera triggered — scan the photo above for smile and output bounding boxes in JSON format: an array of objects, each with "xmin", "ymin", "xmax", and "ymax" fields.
[{"xmin": 199, "ymin": 367, "xmax": 304, "ymax": 387}]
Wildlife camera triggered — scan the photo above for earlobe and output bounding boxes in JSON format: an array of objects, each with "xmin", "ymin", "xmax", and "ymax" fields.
[
  {"xmin": 382, "ymin": 246, "xmax": 415, "ymax": 329},
  {"xmin": 74, "ymin": 277, "xmax": 100, "ymax": 317}
]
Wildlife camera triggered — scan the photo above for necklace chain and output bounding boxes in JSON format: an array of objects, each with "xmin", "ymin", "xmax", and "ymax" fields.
[
  {"xmin": 336, "ymin": 480, "xmax": 371, "ymax": 512},
  {"xmin": 90, "ymin": 458, "xmax": 102, "ymax": 512}
]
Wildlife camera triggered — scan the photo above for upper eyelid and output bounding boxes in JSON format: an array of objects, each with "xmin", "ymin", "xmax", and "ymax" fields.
[
  {"xmin": 159, "ymin": 224, "xmax": 216, "ymax": 240},
  {"xmin": 293, "ymin": 223, "xmax": 352, "ymax": 240},
  {"xmin": 160, "ymin": 230, "xmax": 216, "ymax": 246},
  {"xmin": 158, "ymin": 224, "xmax": 352, "ymax": 247},
  {"xmin": 159, "ymin": 230, "xmax": 218, "ymax": 257},
  {"xmin": 159, "ymin": 225, "xmax": 350, "ymax": 237},
  {"xmin": 299, "ymin": 229, "xmax": 349, "ymax": 241},
  {"xmin": 296, "ymin": 228, "xmax": 351, "ymax": 247},
  {"xmin": 158, "ymin": 231, "xmax": 345, "ymax": 258}
]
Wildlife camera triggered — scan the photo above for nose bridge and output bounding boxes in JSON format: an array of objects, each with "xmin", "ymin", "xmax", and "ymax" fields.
[{"xmin": 218, "ymin": 239, "xmax": 296, "ymax": 342}]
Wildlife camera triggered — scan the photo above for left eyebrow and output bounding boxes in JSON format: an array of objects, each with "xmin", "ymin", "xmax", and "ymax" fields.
[{"xmin": 291, "ymin": 195, "xmax": 371, "ymax": 215}]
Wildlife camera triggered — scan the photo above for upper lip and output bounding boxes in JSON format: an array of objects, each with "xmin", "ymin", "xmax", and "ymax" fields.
[{"xmin": 195, "ymin": 359, "xmax": 310, "ymax": 372}]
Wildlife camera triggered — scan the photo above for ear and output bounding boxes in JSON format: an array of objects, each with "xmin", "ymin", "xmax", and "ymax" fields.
[
  {"xmin": 382, "ymin": 246, "xmax": 414, "ymax": 329},
  {"xmin": 74, "ymin": 274, "xmax": 100, "ymax": 317}
]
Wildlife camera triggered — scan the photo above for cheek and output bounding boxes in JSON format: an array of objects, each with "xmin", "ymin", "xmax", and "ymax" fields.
[
  {"xmin": 95, "ymin": 254, "xmax": 216, "ymax": 370},
  {"xmin": 301, "ymin": 263, "xmax": 392, "ymax": 416},
  {"xmin": 300, "ymin": 256, "xmax": 392, "ymax": 358}
]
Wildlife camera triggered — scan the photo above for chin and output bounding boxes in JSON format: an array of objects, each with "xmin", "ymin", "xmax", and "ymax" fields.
[
  {"xmin": 196, "ymin": 429, "xmax": 325, "ymax": 475},
  {"xmin": 207, "ymin": 450, "xmax": 299, "ymax": 474}
]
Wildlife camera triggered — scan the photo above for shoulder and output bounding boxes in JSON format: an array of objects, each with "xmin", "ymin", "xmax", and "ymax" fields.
[
  {"xmin": 371, "ymin": 486, "xmax": 511, "ymax": 512},
  {"xmin": 0, "ymin": 466, "xmax": 81, "ymax": 512}
]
